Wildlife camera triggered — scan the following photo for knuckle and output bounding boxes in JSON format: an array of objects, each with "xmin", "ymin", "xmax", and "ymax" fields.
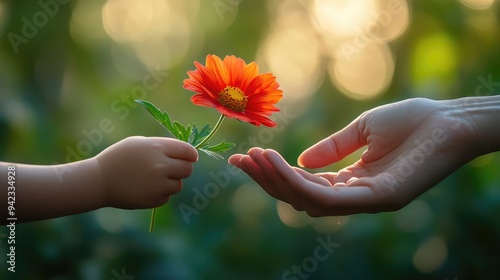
[
  {"xmin": 183, "ymin": 162, "xmax": 193, "ymax": 175},
  {"xmin": 170, "ymin": 180, "xmax": 183, "ymax": 194}
]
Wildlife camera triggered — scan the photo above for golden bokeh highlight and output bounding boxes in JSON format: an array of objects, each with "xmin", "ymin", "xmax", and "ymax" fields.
[
  {"xmin": 311, "ymin": 0, "xmax": 378, "ymax": 37},
  {"xmin": 276, "ymin": 201, "xmax": 312, "ymax": 228},
  {"xmin": 371, "ymin": 0, "xmax": 410, "ymax": 42},
  {"xmin": 68, "ymin": 0, "xmax": 414, "ymax": 101},
  {"xmin": 329, "ymin": 43, "xmax": 395, "ymax": 100},
  {"xmin": 260, "ymin": 27, "xmax": 322, "ymax": 104},
  {"xmin": 70, "ymin": 1, "xmax": 108, "ymax": 48},
  {"xmin": 100, "ymin": 0, "xmax": 197, "ymax": 71},
  {"xmin": 413, "ymin": 236, "xmax": 448, "ymax": 273},
  {"xmin": 258, "ymin": 0, "xmax": 411, "ymax": 104},
  {"xmin": 258, "ymin": 0, "xmax": 323, "ymax": 105},
  {"xmin": 459, "ymin": 0, "xmax": 496, "ymax": 10},
  {"xmin": 132, "ymin": 12, "xmax": 191, "ymax": 70},
  {"xmin": 102, "ymin": 0, "xmax": 169, "ymax": 43},
  {"xmin": 308, "ymin": 0, "xmax": 410, "ymax": 101}
]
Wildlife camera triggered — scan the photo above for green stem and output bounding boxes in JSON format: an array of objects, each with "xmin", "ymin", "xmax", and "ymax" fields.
[
  {"xmin": 149, "ymin": 114, "xmax": 225, "ymax": 232},
  {"xmin": 195, "ymin": 114, "xmax": 225, "ymax": 149},
  {"xmin": 149, "ymin": 207, "xmax": 157, "ymax": 232}
]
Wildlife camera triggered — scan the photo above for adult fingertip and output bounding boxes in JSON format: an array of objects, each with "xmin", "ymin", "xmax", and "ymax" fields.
[
  {"xmin": 297, "ymin": 147, "xmax": 316, "ymax": 168},
  {"xmin": 247, "ymin": 147, "xmax": 266, "ymax": 160},
  {"xmin": 247, "ymin": 147, "xmax": 264, "ymax": 155},
  {"xmin": 295, "ymin": 139, "xmax": 340, "ymax": 169},
  {"xmin": 262, "ymin": 149, "xmax": 282, "ymax": 161},
  {"xmin": 228, "ymin": 154, "xmax": 242, "ymax": 165},
  {"xmin": 263, "ymin": 149, "xmax": 291, "ymax": 168},
  {"xmin": 297, "ymin": 152, "xmax": 306, "ymax": 167}
]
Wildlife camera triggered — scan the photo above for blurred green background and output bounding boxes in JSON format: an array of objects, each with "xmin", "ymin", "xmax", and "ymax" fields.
[{"xmin": 1, "ymin": 0, "xmax": 500, "ymax": 279}]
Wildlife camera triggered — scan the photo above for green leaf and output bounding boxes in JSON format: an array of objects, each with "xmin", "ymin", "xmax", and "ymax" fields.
[
  {"xmin": 199, "ymin": 149, "xmax": 225, "ymax": 160},
  {"xmin": 135, "ymin": 100, "xmax": 235, "ymax": 160},
  {"xmin": 135, "ymin": 100, "xmax": 188, "ymax": 141},
  {"xmin": 196, "ymin": 140, "xmax": 234, "ymax": 160},
  {"xmin": 189, "ymin": 123, "xmax": 211, "ymax": 146},
  {"xmin": 203, "ymin": 141, "xmax": 236, "ymax": 153},
  {"xmin": 173, "ymin": 121, "xmax": 191, "ymax": 142}
]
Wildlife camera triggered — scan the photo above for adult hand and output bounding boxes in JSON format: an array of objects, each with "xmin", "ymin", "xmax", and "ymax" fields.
[{"xmin": 229, "ymin": 98, "xmax": 483, "ymax": 216}]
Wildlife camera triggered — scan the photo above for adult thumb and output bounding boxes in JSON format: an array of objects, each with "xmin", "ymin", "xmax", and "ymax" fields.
[{"xmin": 297, "ymin": 120, "xmax": 366, "ymax": 168}]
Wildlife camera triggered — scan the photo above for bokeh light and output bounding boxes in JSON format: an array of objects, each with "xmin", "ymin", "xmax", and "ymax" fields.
[
  {"xmin": 411, "ymin": 32, "xmax": 459, "ymax": 87},
  {"xmin": 276, "ymin": 201, "xmax": 312, "ymax": 228},
  {"xmin": 413, "ymin": 236, "xmax": 448, "ymax": 273},
  {"xmin": 259, "ymin": 0, "xmax": 322, "ymax": 106},
  {"xmin": 231, "ymin": 183, "xmax": 270, "ymax": 218},
  {"xmin": 371, "ymin": 0, "xmax": 410, "ymax": 42},
  {"xmin": 306, "ymin": 0, "xmax": 410, "ymax": 101},
  {"xmin": 69, "ymin": 0, "xmax": 110, "ymax": 49},
  {"xmin": 459, "ymin": 0, "xmax": 496, "ymax": 10},
  {"xmin": 95, "ymin": 208, "xmax": 130, "ymax": 233},
  {"xmin": 101, "ymin": 0, "xmax": 195, "ymax": 70},
  {"xmin": 329, "ymin": 42, "xmax": 395, "ymax": 100},
  {"xmin": 2, "ymin": 0, "xmax": 500, "ymax": 279},
  {"xmin": 102, "ymin": 0, "xmax": 168, "ymax": 43},
  {"xmin": 0, "ymin": 1, "xmax": 9, "ymax": 35},
  {"xmin": 311, "ymin": 0, "xmax": 378, "ymax": 37}
]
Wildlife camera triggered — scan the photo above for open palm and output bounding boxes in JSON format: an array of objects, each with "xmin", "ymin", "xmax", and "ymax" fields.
[{"xmin": 229, "ymin": 98, "xmax": 475, "ymax": 216}]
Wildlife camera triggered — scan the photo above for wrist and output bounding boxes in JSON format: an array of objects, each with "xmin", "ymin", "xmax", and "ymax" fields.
[
  {"xmin": 92, "ymin": 156, "xmax": 110, "ymax": 209},
  {"xmin": 87, "ymin": 157, "xmax": 107, "ymax": 209},
  {"xmin": 444, "ymin": 95, "xmax": 500, "ymax": 157}
]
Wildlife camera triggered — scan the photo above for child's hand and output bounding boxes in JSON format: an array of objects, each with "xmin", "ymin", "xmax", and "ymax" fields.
[{"xmin": 96, "ymin": 136, "xmax": 198, "ymax": 209}]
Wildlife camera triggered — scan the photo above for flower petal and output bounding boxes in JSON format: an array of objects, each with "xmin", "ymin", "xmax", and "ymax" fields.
[
  {"xmin": 248, "ymin": 89, "xmax": 283, "ymax": 103},
  {"xmin": 183, "ymin": 76, "xmax": 219, "ymax": 100},
  {"xmin": 205, "ymin": 54, "xmax": 230, "ymax": 90},
  {"xmin": 245, "ymin": 73, "xmax": 280, "ymax": 96},
  {"xmin": 184, "ymin": 54, "xmax": 283, "ymax": 127},
  {"xmin": 190, "ymin": 94, "xmax": 220, "ymax": 108},
  {"xmin": 216, "ymin": 106, "xmax": 254, "ymax": 123},
  {"xmin": 244, "ymin": 111, "xmax": 277, "ymax": 127},
  {"xmin": 186, "ymin": 60, "xmax": 223, "ymax": 94},
  {"xmin": 223, "ymin": 55, "xmax": 247, "ymax": 86},
  {"xmin": 236, "ymin": 62, "xmax": 259, "ymax": 92}
]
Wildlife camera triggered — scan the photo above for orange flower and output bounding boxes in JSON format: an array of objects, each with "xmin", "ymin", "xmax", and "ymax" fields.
[{"xmin": 183, "ymin": 54, "xmax": 283, "ymax": 127}]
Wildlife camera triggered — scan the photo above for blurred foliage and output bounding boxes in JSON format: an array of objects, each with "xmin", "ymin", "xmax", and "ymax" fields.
[{"xmin": 1, "ymin": 0, "xmax": 500, "ymax": 279}]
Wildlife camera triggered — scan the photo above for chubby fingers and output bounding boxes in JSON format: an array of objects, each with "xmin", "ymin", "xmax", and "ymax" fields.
[
  {"xmin": 162, "ymin": 158, "xmax": 194, "ymax": 179},
  {"xmin": 153, "ymin": 137, "xmax": 198, "ymax": 162},
  {"xmin": 151, "ymin": 137, "xmax": 198, "ymax": 179}
]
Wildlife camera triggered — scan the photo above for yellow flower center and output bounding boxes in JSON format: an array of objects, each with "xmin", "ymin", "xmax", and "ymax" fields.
[{"xmin": 218, "ymin": 86, "xmax": 247, "ymax": 112}]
